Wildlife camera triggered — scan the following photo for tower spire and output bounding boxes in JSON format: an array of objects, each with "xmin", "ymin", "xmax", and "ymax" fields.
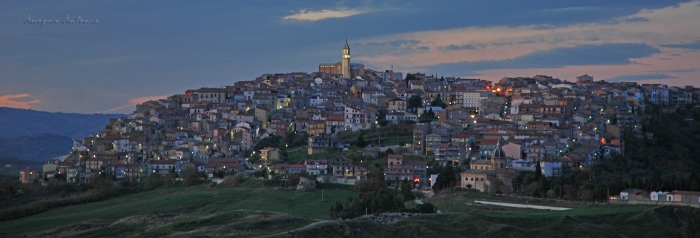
[{"xmin": 342, "ymin": 39, "xmax": 351, "ymax": 78}]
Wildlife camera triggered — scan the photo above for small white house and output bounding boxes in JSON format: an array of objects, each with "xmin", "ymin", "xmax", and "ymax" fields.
[{"xmin": 650, "ymin": 191, "xmax": 667, "ymax": 201}]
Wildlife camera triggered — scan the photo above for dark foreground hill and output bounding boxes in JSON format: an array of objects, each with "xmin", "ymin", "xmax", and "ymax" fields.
[
  {"xmin": 0, "ymin": 185, "xmax": 698, "ymax": 238},
  {"xmin": 0, "ymin": 107, "xmax": 123, "ymax": 140}
]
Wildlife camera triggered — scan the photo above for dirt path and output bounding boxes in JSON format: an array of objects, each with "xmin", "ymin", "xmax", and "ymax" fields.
[
  {"xmin": 473, "ymin": 200, "xmax": 571, "ymax": 210},
  {"xmin": 256, "ymin": 219, "xmax": 334, "ymax": 238}
]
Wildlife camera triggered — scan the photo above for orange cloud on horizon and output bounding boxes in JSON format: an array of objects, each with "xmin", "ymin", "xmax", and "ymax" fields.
[{"xmin": 0, "ymin": 94, "xmax": 41, "ymax": 109}]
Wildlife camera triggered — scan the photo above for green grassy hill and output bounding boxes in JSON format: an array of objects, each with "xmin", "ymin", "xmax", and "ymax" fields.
[
  {"xmin": 2, "ymin": 185, "xmax": 699, "ymax": 237},
  {"xmin": 0, "ymin": 185, "xmax": 357, "ymax": 237},
  {"xmin": 290, "ymin": 205, "xmax": 700, "ymax": 238}
]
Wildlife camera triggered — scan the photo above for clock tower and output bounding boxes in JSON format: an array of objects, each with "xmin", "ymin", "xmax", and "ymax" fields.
[{"xmin": 342, "ymin": 39, "xmax": 351, "ymax": 78}]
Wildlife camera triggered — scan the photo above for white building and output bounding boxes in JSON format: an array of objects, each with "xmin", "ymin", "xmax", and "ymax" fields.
[{"xmin": 344, "ymin": 106, "xmax": 375, "ymax": 132}]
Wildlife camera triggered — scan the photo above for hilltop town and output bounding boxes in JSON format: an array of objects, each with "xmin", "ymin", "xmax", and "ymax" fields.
[{"xmin": 21, "ymin": 41, "xmax": 700, "ymax": 204}]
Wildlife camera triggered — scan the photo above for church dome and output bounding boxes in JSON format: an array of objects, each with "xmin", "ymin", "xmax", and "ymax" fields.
[{"xmin": 492, "ymin": 141, "xmax": 506, "ymax": 158}]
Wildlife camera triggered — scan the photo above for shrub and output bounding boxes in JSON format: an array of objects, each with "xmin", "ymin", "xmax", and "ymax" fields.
[
  {"xmin": 221, "ymin": 174, "xmax": 245, "ymax": 187},
  {"xmin": 415, "ymin": 203, "xmax": 437, "ymax": 213},
  {"xmin": 182, "ymin": 170, "xmax": 203, "ymax": 187},
  {"xmin": 208, "ymin": 182, "xmax": 217, "ymax": 188}
]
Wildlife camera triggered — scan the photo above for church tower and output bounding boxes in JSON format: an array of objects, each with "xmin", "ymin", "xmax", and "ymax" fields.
[{"xmin": 342, "ymin": 39, "xmax": 351, "ymax": 78}]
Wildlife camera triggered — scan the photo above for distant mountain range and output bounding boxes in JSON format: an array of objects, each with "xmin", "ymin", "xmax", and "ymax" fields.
[
  {"xmin": 0, "ymin": 107, "xmax": 124, "ymax": 140},
  {"xmin": 0, "ymin": 134, "xmax": 73, "ymax": 162},
  {"xmin": 0, "ymin": 107, "xmax": 124, "ymax": 163}
]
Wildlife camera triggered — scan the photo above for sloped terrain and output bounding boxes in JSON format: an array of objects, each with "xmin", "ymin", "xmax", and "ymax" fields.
[{"xmin": 0, "ymin": 107, "xmax": 123, "ymax": 140}]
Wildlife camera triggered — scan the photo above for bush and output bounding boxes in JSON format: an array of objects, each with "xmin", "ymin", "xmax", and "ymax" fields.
[
  {"xmin": 145, "ymin": 173, "xmax": 164, "ymax": 189},
  {"xmin": 221, "ymin": 174, "xmax": 245, "ymax": 187},
  {"xmin": 208, "ymin": 182, "xmax": 217, "ymax": 188},
  {"xmin": 182, "ymin": 170, "xmax": 203, "ymax": 187},
  {"xmin": 415, "ymin": 203, "xmax": 437, "ymax": 213}
]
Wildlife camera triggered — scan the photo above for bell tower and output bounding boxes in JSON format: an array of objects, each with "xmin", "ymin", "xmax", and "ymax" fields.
[{"xmin": 342, "ymin": 39, "xmax": 351, "ymax": 78}]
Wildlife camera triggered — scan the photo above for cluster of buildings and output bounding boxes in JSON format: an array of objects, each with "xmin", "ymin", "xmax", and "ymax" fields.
[
  {"xmin": 406, "ymin": 74, "xmax": 700, "ymax": 193},
  {"xmin": 615, "ymin": 189, "xmax": 700, "ymax": 208},
  {"xmin": 23, "ymin": 42, "xmax": 700, "ymax": 197}
]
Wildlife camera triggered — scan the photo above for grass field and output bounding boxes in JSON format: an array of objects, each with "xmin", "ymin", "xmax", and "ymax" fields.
[
  {"xmin": 3, "ymin": 185, "xmax": 700, "ymax": 237},
  {"xmin": 0, "ymin": 186, "xmax": 358, "ymax": 237}
]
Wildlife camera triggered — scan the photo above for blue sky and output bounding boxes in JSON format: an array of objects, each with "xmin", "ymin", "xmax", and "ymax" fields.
[{"xmin": 1, "ymin": 0, "xmax": 699, "ymax": 113}]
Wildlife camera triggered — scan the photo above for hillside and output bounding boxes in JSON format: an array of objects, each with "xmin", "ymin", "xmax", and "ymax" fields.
[
  {"xmin": 1, "ymin": 185, "xmax": 699, "ymax": 237},
  {"xmin": 0, "ymin": 157, "xmax": 43, "ymax": 178},
  {"xmin": 0, "ymin": 134, "xmax": 73, "ymax": 162},
  {"xmin": 0, "ymin": 107, "xmax": 123, "ymax": 140}
]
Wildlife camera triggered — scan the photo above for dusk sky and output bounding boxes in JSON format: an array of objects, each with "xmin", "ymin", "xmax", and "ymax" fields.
[{"xmin": 2, "ymin": 0, "xmax": 700, "ymax": 114}]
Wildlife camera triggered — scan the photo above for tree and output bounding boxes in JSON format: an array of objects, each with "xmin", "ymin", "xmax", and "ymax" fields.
[
  {"xmin": 401, "ymin": 178, "xmax": 416, "ymax": 201},
  {"xmin": 356, "ymin": 133, "xmax": 367, "ymax": 148},
  {"xmin": 404, "ymin": 73, "xmax": 417, "ymax": 86},
  {"xmin": 419, "ymin": 108, "xmax": 436, "ymax": 123},
  {"xmin": 534, "ymin": 160, "xmax": 542, "ymax": 181},
  {"xmin": 249, "ymin": 153, "xmax": 262, "ymax": 164},
  {"xmin": 145, "ymin": 173, "xmax": 164, "ymax": 189},
  {"xmin": 564, "ymin": 185, "xmax": 579, "ymax": 201},
  {"xmin": 432, "ymin": 165, "xmax": 457, "ymax": 191},
  {"xmin": 385, "ymin": 148, "xmax": 394, "ymax": 155},
  {"xmin": 182, "ymin": 169, "xmax": 202, "ymax": 186},
  {"xmin": 221, "ymin": 173, "xmax": 245, "ymax": 187},
  {"xmin": 430, "ymin": 94, "xmax": 447, "ymax": 109},
  {"xmin": 407, "ymin": 95, "xmax": 422, "ymax": 113},
  {"xmin": 415, "ymin": 203, "xmax": 437, "ymax": 213}
]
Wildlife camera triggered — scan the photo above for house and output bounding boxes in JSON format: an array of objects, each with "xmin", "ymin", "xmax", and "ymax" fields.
[
  {"xmin": 330, "ymin": 157, "xmax": 368, "ymax": 184},
  {"xmin": 260, "ymin": 147, "xmax": 280, "ymax": 162},
  {"xmin": 287, "ymin": 164, "xmax": 307, "ymax": 174},
  {"xmin": 650, "ymin": 191, "xmax": 667, "ymax": 201},
  {"xmin": 149, "ymin": 160, "xmax": 180, "ymax": 176},
  {"xmin": 385, "ymin": 112, "xmax": 418, "ymax": 124},
  {"xmin": 620, "ymin": 189, "xmax": 643, "ymax": 200},
  {"xmin": 20, "ymin": 168, "xmax": 39, "ymax": 183},
  {"xmin": 344, "ymin": 106, "xmax": 375, "ymax": 132},
  {"xmin": 308, "ymin": 133, "xmax": 343, "ymax": 154},
  {"xmin": 297, "ymin": 176, "xmax": 316, "ymax": 191},
  {"xmin": 304, "ymin": 159, "xmax": 328, "ymax": 176},
  {"xmin": 387, "ymin": 98, "xmax": 407, "ymax": 112},
  {"xmin": 434, "ymin": 143, "xmax": 466, "ymax": 165},
  {"xmin": 673, "ymin": 191, "xmax": 700, "ymax": 204},
  {"xmin": 204, "ymin": 163, "xmax": 243, "ymax": 178},
  {"xmin": 412, "ymin": 125, "xmax": 431, "ymax": 155},
  {"xmin": 539, "ymin": 159, "xmax": 563, "ymax": 177}
]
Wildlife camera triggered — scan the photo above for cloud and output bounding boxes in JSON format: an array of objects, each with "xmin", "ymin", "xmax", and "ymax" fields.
[
  {"xmin": 541, "ymin": 7, "xmax": 596, "ymax": 13},
  {"xmin": 363, "ymin": 40, "xmax": 421, "ymax": 47},
  {"xmin": 354, "ymin": 1, "xmax": 700, "ymax": 83},
  {"xmin": 0, "ymin": 94, "xmax": 40, "ymax": 109},
  {"xmin": 428, "ymin": 43, "xmax": 660, "ymax": 74},
  {"xmin": 606, "ymin": 73, "xmax": 677, "ymax": 82},
  {"xmin": 443, "ymin": 44, "xmax": 477, "ymax": 51},
  {"xmin": 661, "ymin": 40, "xmax": 700, "ymax": 50},
  {"xmin": 283, "ymin": 8, "xmax": 370, "ymax": 21},
  {"xmin": 666, "ymin": 69, "xmax": 697, "ymax": 73},
  {"xmin": 102, "ymin": 95, "xmax": 167, "ymax": 113}
]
